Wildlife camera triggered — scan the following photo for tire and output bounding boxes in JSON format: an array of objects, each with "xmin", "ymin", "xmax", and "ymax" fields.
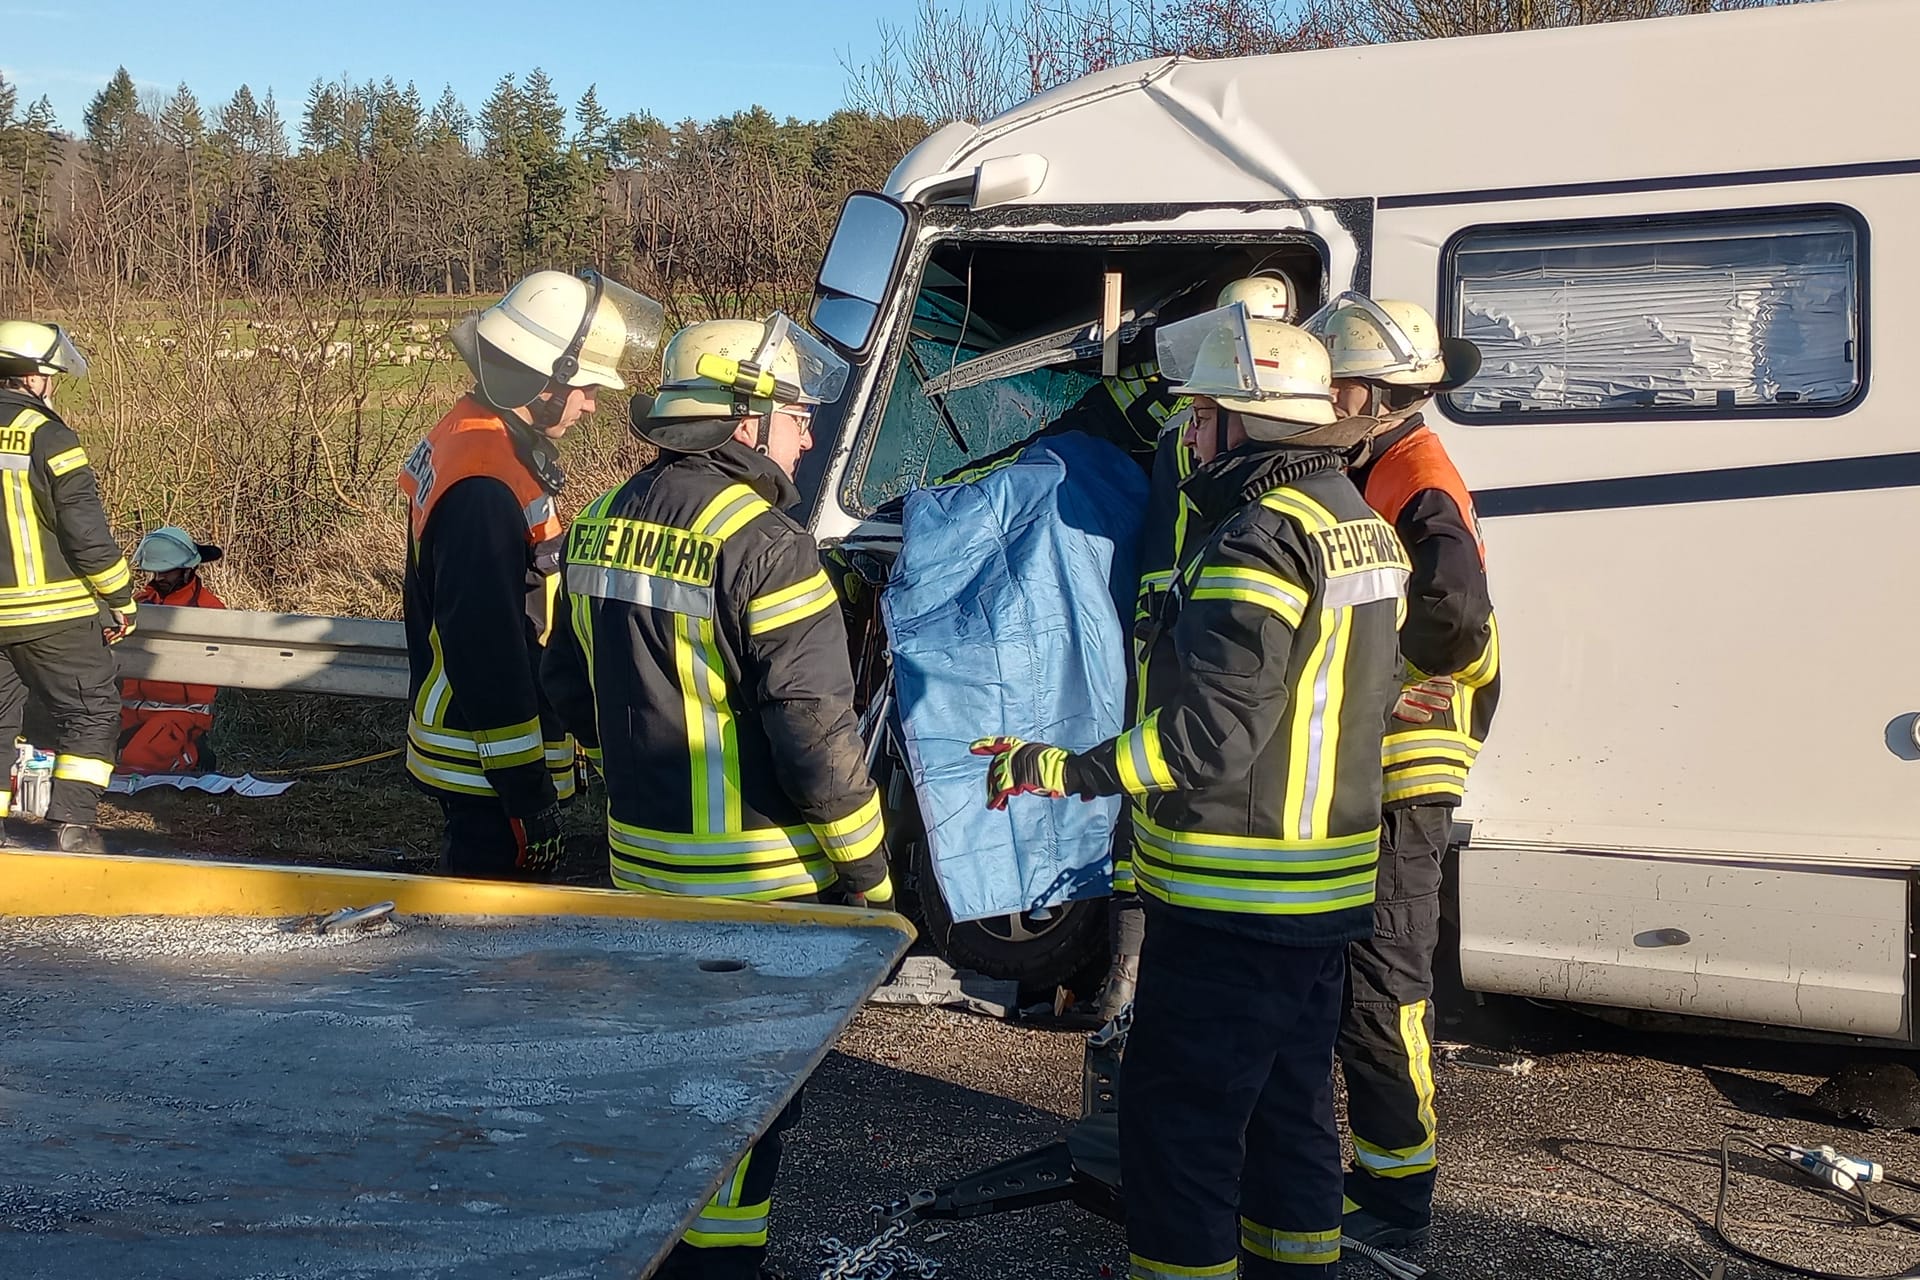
[
  {"xmin": 869, "ymin": 712, "xmax": 1108, "ymax": 990},
  {"xmin": 910, "ymin": 835, "xmax": 1109, "ymax": 988}
]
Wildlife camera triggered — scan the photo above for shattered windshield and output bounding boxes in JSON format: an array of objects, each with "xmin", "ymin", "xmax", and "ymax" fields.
[{"xmin": 849, "ymin": 289, "xmax": 1098, "ymax": 513}]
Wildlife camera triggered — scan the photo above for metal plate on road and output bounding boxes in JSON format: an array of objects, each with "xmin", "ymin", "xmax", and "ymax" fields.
[{"xmin": 0, "ymin": 911, "xmax": 909, "ymax": 1279}]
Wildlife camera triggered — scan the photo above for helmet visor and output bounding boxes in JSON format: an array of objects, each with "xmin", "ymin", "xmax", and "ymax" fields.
[
  {"xmin": 47, "ymin": 326, "xmax": 87, "ymax": 379},
  {"xmin": 769, "ymin": 313, "xmax": 850, "ymax": 405},
  {"xmin": 568, "ymin": 271, "xmax": 666, "ymax": 390},
  {"xmin": 1155, "ymin": 303, "xmax": 1261, "ymax": 399},
  {"xmin": 1300, "ymin": 291, "xmax": 1426, "ymax": 378}
]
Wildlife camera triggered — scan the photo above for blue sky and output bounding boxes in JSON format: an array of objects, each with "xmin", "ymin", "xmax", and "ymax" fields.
[{"xmin": 1, "ymin": 0, "xmax": 907, "ymax": 134}]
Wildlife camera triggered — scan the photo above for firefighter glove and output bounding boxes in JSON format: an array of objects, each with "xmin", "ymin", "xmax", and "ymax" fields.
[
  {"xmin": 103, "ymin": 608, "xmax": 135, "ymax": 645},
  {"xmin": 511, "ymin": 802, "xmax": 566, "ymax": 874},
  {"xmin": 1392, "ymin": 674, "xmax": 1457, "ymax": 725},
  {"xmin": 971, "ymin": 737, "xmax": 1072, "ymax": 810}
]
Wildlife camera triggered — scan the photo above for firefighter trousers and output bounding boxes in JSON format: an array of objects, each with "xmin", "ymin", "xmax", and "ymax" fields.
[
  {"xmin": 435, "ymin": 795, "xmax": 551, "ymax": 882},
  {"xmin": 1120, "ymin": 907, "xmax": 1346, "ymax": 1278},
  {"xmin": 0, "ymin": 621, "xmax": 119, "ymax": 827},
  {"xmin": 656, "ymin": 1091, "xmax": 802, "ymax": 1279},
  {"xmin": 1338, "ymin": 803, "xmax": 1450, "ymax": 1227}
]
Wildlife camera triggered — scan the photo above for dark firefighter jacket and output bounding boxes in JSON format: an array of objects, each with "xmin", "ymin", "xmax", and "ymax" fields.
[
  {"xmin": 1062, "ymin": 445, "xmax": 1407, "ymax": 946},
  {"xmin": 0, "ymin": 388, "xmax": 135, "ymax": 640},
  {"xmin": 543, "ymin": 440, "xmax": 890, "ymax": 903},
  {"xmin": 1349, "ymin": 414, "xmax": 1500, "ymax": 808},
  {"xmin": 398, "ymin": 397, "xmax": 576, "ymax": 816}
]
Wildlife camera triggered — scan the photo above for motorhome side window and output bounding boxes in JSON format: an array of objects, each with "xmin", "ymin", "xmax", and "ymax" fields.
[{"xmin": 1443, "ymin": 208, "xmax": 1863, "ymax": 420}]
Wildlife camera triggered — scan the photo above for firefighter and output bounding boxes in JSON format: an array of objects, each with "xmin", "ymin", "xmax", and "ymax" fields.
[
  {"xmin": 543, "ymin": 312, "xmax": 892, "ymax": 1280},
  {"xmin": 1305, "ymin": 294, "xmax": 1496, "ymax": 1250},
  {"xmin": 399, "ymin": 269, "xmax": 662, "ymax": 881},
  {"xmin": 119, "ymin": 526, "xmax": 226, "ymax": 774},
  {"xmin": 1099, "ymin": 271, "xmax": 1298, "ymax": 1016},
  {"xmin": 0, "ymin": 321, "xmax": 136, "ymax": 852},
  {"xmin": 974, "ymin": 303, "xmax": 1404, "ymax": 1279}
]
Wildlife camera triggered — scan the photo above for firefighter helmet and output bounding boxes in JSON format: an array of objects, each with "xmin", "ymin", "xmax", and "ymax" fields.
[
  {"xmin": 450, "ymin": 269, "xmax": 664, "ymax": 410},
  {"xmin": 1156, "ymin": 303, "xmax": 1337, "ymax": 436},
  {"xmin": 0, "ymin": 321, "xmax": 88, "ymax": 380},
  {"xmin": 1307, "ymin": 293, "xmax": 1481, "ymax": 391},
  {"xmin": 637, "ymin": 313, "xmax": 850, "ymax": 453},
  {"xmin": 1216, "ymin": 273, "xmax": 1296, "ymax": 322},
  {"xmin": 133, "ymin": 526, "xmax": 223, "ymax": 572}
]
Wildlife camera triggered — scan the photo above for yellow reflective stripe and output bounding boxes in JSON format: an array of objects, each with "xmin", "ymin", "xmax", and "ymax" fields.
[
  {"xmin": 1353, "ymin": 1134, "xmax": 1437, "ymax": 1177},
  {"xmin": 1381, "ymin": 730, "xmax": 1479, "ymax": 765},
  {"xmin": 84, "ymin": 557, "xmax": 131, "ymax": 598},
  {"xmin": 5, "ymin": 472, "xmax": 33, "ymax": 586},
  {"xmin": 746, "ymin": 569, "xmax": 836, "ymax": 635},
  {"xmin": 473, "ymin": 718, "xmax": 544, "ymax": 768},
  {"xmin": 695, "ymin": 483, "xmax": 772, "ymax": 542},
  {"xmin": 1128, "ymin": 1256, "xmax": 1237, "ymax": 1279},
  {"xmin": 405, "ymin": 747, "xmax": 496, "ymax": 796},
  {"xmin": 52, "ymin": 755, "xmax": 115, "ymax": 787},
  {"xmin": 1115, "ymin": 711, "xmax": 1177, "ymax": 796},
  {"xmin": 1240, "ymin": 1219, "xmax": 1341, "ymax": 1265},
  {"xmin": 812, "ymin": 789, "xmax": 885, "ymax": 863},
  {"xmin": 417, "ymin": 628, "xmax": 453, "ymax": 727},
  {"xmin": 0, "ymin": 789, "xmax": 10, "ymax": 818},
  {"xmin": 0, "ymin": 594, "xmax": 104, "ymax": 627},
  {"xmin": 1190, "ymin": 564, "xmax": 1308, "ymax": 626},
  {"xmin": 682, "ymin": 1198, "xmax": 771, "ymax": 1248},
  {"xmin": 1131, "ymin": 813, "xmax": 1379, "ymax": 914},
  {"xmin": 45, "ymin": 446, "xmax": 88, "ymax": 477},
  {"xmin": 676, "ymin": 614, "xmax": 740, "ymax": 834},
  {"xmin": 1404, "ymin": 997, "xmax": 1437, "ymax": 1141},
  {"xmin": 675, "ymin": 614, "xmax": 712, "ymax": 833},
  {"xmin": 1459, "ymin": 613, "xmax": 1500, "ymax": 688}
]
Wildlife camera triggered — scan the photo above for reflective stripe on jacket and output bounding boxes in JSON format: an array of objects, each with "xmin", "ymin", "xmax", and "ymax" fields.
[
  {"xmin": 1352, "ymin": 416, "xmax": 1500, "ymax": 808},
  {"xmin": 543, "ymin": 441, "xmax": 889, "ymax": 903},
  {"xmin": 0, "ymin": 389, "xmax": 135, "ymax": 638},
  {"xmin": 1070, "ymin": 451, "xmax": 1405, "ymax": 946},
  {"xmin": 398, "ymin": 397, "xmax": 574, "ymax": 813}
]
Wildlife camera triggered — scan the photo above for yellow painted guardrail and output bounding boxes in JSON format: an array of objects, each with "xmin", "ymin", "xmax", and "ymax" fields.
[{"xmin": 0, "ymin": 850, "xmax": 916, "ymax": 938}]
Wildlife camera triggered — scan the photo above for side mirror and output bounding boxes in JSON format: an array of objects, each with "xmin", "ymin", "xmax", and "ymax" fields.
[{"xmin": 810, "ymin": 193, "xmax": 913, "ymax": 357}]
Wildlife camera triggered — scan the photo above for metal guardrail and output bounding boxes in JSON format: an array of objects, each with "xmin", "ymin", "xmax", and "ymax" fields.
[{"xmin": 116, "ymin": 606, "xmax": 407, "ymax": 700}]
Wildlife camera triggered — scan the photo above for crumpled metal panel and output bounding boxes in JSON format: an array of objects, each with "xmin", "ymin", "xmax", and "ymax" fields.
[{"xmin": 0, "ymin": 910, "xmax": 910, "ymax": 1279}]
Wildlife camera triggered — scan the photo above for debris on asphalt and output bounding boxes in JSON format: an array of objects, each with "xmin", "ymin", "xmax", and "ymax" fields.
[
  {"xmin": 868, "ymin": 955, "xmax": 1021, "ymax": 1019},
  {"xmin": 1437, "ymin": 1043, "xmax": 1535, "ymax": 1077}
]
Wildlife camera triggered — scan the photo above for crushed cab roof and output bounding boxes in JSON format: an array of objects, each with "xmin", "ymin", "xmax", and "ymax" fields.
[{"xmin": 886, "ymin": 0, "xmax": 1915, "ymax": 209}]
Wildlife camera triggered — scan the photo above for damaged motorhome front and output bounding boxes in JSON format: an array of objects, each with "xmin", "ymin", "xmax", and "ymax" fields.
[{"xmin": 801, "ymin": 0, "xmax": 1920, "ymax": 1042}]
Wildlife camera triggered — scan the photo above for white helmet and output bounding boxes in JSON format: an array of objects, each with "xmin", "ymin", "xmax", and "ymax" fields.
[
  {"xmin": 639, "ymin": 312, "xmax": 850, "ymax": 453},
  {"xmin": 0, "ymin": 321, "xmax": 88, "ymax": 379},
  {"xmin": 1216, "ymin": 273, "xmax": 1296, "ymax": 322},
  {"xmin": 450, "ymin": 269, "xmax": 664, "ymax": 410},
  {"xmin": 133, "ymin": 526, "xmax": 222, "ymax": 572},
  {"xmin": 1305, "ymin": 293, "xmax": 1480, "ymax": 390},
  {"xmin": 1155, "ymin": 303, "xmax": 1336, "ymax": 438}
]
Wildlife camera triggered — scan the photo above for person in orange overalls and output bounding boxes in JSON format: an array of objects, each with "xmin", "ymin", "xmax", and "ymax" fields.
[{"xmin": 118, "ymin": 526, "xmax": 225, "ymax": 774}]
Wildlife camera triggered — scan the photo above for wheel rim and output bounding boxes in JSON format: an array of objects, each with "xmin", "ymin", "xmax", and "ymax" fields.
[{"xmin": 973, "ymin": 905, "xmax": 1073, "ymax": 944}]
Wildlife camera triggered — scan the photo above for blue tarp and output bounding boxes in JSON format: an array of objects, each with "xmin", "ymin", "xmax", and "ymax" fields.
[{"xmin": 882, "ymin": 432, "xmax": 1146, "ymax": 922}]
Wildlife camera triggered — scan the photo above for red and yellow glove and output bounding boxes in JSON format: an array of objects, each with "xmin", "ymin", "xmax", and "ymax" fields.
[
  {"xmin": 970, "ymin": 737, "xmax": 1072, "ymax": 810},
  {"xmin": 1392, "ymin": 675, "xmax": 1457, "ymax": 725}
]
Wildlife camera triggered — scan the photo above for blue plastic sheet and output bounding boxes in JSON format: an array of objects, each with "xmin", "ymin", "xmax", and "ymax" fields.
[{"xmin": 882, "ymin": 432, "xmax": 1146, "ymax": 922}]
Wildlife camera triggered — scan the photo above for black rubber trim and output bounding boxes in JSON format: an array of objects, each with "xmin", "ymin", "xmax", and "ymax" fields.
[
  {"xmin": 1380, "ymin": 158, "xmax": 1920, "ymax": 210},
  {"xmin": 1475, "ymin": 450, "xmax": 1920, "ymax": 518}
]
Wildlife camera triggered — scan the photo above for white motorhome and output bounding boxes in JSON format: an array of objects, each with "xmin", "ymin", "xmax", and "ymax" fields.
[{"xmin": 800, "ymin": 0, "xmax": 1920, "ymax": 1042}]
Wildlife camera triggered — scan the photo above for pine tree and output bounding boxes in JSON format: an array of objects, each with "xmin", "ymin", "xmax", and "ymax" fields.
[{"xmin": 84, "ymin": 67, "xmax": 145, "ymax": 166}]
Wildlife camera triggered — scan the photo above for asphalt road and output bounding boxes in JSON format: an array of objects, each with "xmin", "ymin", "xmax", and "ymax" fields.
[{"xmin": 768, "ymin": 1000, "xmax": 1920, "ymax": 1280}]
